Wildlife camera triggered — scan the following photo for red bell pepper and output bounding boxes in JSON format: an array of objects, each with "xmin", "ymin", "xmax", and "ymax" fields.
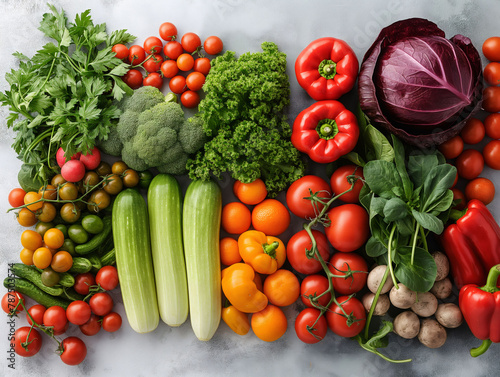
[
  {"xmin": 291, "ymin": 100, "xmax": 359, "ymax": 164},
  {"xmin": 440, "ymin": 199, "xmax": 500, "ymax": 288},
  {"xmin": 295, "ymin": 37, "xmax": 359, "ymax": 101},
  {"xmin": 459, "ymin": 264, "xmax": 500, "ymax": 357}
]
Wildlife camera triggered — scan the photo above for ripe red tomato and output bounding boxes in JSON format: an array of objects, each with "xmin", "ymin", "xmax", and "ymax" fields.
[
  {"xmin": 286, "ymin": 229, "xmax": 330, "ymax": 275},
  {"xmin": 169, "ymin": 75, "xmax": 187, "ymax": 94},
  {"xmin": 465, "ymin": 177, "xmax": 495, "ymax": 205},
  {"xmin": 2, "ymin": 291, "xmax": 24, "ymax": 315},
  {"xmin": 456, "ymin": 149, "xmax": 484, "ymax": 180},
  {"xmin": 112, "ymin": 44, "xmax": 129, "ymax": 60},
  {"xmin": 300, "ymin": 274, "xmax": 331, "ymax": 308},
  {"xmin": 89, "ymin": 292, "xmax": 113, "ymax": 316},
  {"xmin": 159, "ymin": 22, "xmax": 177, "ymax": 41},
  {"xmin": 102, "ymin": 312, "xmax": 122, "ymax": 332},
  {"xmin": 60, "ymin": 337, "xmax": 87, "ymax": 366},
  {"xmin": 483, "ymin": 86, "xmax": 500, "ymax": 113},
  {"xmin": 484, "ymin": 62, "xmax": 500, "ymax": 86},
  {"xmin": 181, "ymin": 32, "xmax": 201, "ymax": 53},
  {"xmin": 485, "ymin": 113, "xmax": 500, "ymax": 139},
  {"xmin": 43, "ymin": 305, "xmax": 68, "ymax": 335},
  {"xmin": 186, "ymin": 71, "xmax": 206, "ymax": 91},
  {"xmin": 203, "ymin": 36, "xmax": 223, "ymax": 55},
  {"xmin": 194, "ymin": 57, "xmax": 211, "ymax": 76},
  {"xmin": 27, "ymin": 304, "xmax": 46, "ymax": 326},
  {"xmin": 325, "ymin": 296, "xmax": 366, "ymax": 337},
  {"xmin": 294, "ymin": 308, "xmax": 328, "ymax": 344},
  {"xmin": 128, "ymin": 45, "xmax": 146, "ymax": 65},
  {"xmin": 143, "ymin": 72, "xmax": 163, "ymax": 90},
  {"xmin": 163, "ymin": 41, "xmax": 184, "ymax": 60},
  {"xmin": 483, "ymin": 140, "xmax": 500, "ymax": 170},
  {"xmin": 66, "ymin": 300, "xmax": 92, "ymax": 326},
  {"xmin": 143, "ymin": 36, "xmax": 163, "ymax": 54},
  {"xmin": 180, "ymin": 90, "xmax": 200, "ymax": 109},
  {"xmin": 143, "ymin": 54, "xmax": 164, "ymax": 73},
  {"xmin": 330, "ymin": 165, "xmax": 364, "ymax": 203},
  {"xmin": 460, "ymin": 118, "xmax": 485, "ymax": 145},
  {"xmin": 79, "ymin": 314, "xmax": 101, "ymax": 336},
  {"xmin": 438, "ymin": 135, "xmax": 464, "ymax": 159},
  {"xmin": 14, "ymin": 326, "xmax": 42, "ymax": 357},
  {"xmin": 177, "ymin": 53, "xmax": 195, "ymax": 72},
  {"xmin": 96, "ymin": 266, "xmax": 119, "ymax": 291},
  {"xmin": 74, "ymin": 273, "xmax": 96, "ymax": 295},
  {"xmin": 325, "ymin": 204, "xmax": 369, "ymax": 252},
  {"xmin": 328, "ymin": 252, "xmax": 368, "ymax": 295},
  {"xmin": 8, "ymin": 188, "xmax": 26, "ymax": 208},
  {"xmin": 452, "ymin": 187, "xmax": 466, "ymax": 210},
  {"xmin": 160, "ymin": 60, "xmax": 179, "ymax": 79},
  {"xmin": 286, "ymin": 175, "xmax": 331, "ymax": 219},
  {"xmin": 483, "ymin": 36, "xmax": 500, "ymax": 62},
  {"xmin": 122, "ymin": 69, "xmax": 143, "ymax": 89}
]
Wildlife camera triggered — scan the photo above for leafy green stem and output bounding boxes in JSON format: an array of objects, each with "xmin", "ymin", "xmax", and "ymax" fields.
[
  {"xmin": 364, "ymin": 264, "xmax": 390, "ymax": 340},
  {"xmin": 411, "ymin": 222, "xmax": 420, "ymax": 265},
  {"xmin": 387, "ymin": 224, "xmax": 399, "ymax": 289}
]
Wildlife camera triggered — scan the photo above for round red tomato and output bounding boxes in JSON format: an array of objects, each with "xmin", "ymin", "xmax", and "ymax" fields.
[
  {"xmin": 286, "ymin": 229, "xmax": 330, "ymax": 275},
  {"xmin": 122, "ymin": 69, "xmax": 143, "ymax": 89},
  {"xmin": 79, "ymin": 314, "xmax": 101, "ymax": 336},
  {"xmin": 66, "ymin": 300, "xmax": 92, "ymax": 325},
  {"xmin": 294, "ymin": 308, "xmax": 328, "ymax": 344},
  {"xmin": 128, "ymin": 45, "xmax": 146, "ymax": 65},
  {"xmin": 456, "ymin": 149, "xmax": 484, "ymax": 180},
  {"xmin": 483, "ymin": 140, "xmax": 500, "ymax": 170},
  {"xmin": 438, "ymin": 135, "xmax": 463, "ymax": 160},
  {"xmin": 8, "ymin": 188, "xmax": 26, "ymax": 208},
  {"xmin": 460, "ymin": 118, "xmax": 485, "ymax": 145},
  {"xmin": 160, "ymin": 60, "xmax": 178, "ymax": 79},
  {"xmin": 2, "ymin": 291, "xmax": 24, "ymax": 315},
  {"xmin": 328, "ymin": 252, "xmax": 368, "ymax": 295},
  {"xmin": 89, "ymin": 292, "xmax": 113, "ymax": 316},
  {"xmin": 143, "ymin": 36, "xmax": 163, "ymax": 54},
  {"xmin": 159, "ymin": 22, "xmax": 177, "ymax": 41},
  {"xmin": 142, "ymin": 54, "xmax": 164, "ymax": 73},
  {"xmin": 485, "ymin": 113, "xmax": 500, "ymax": 139},
  {"xmin": 194, "ymin": 57, "xmax": 211, "ymax": 76},
  {"xmin": 43, "ymin": 305, "xmax": 68, "ymax": 335},
  {"xmin": 27, "ymin": 304, "xmax": 46, "ymax": 326},
  {"xmin": 484, "ymin": 62, "xmax": 500, "ymax": 86},
  {"xmin": 326, "ymin": 296, "xmax": 366, "ymax": 337},
  {"xmin": 14, "ymin": 326, "xmax": 42, "ymax": 357},
  {"xmin": 112, "ymin": 44, "xmax": 129, "ymax": 60},
  {"xmin": 96, "ymin": 266, "xmax": 119, "ymax": 291},
  {"xmin": 465, "ymin": 177, "xmax": 495, "ymax": 205},
  {"xmin": 483, "ymin": 86, "xmax": 500, "ymax": 113},
  {"xmin": 483, "ymin": 36, "xmax": 500, "ymax": 62},
  {"xmin": 181, "ymin": 32, "xmax": 201, "ymax": 53},
  {"xmin": 102, "ymin": 312, "xmax": 122, "ymax": 332},
  {"xmin": 452, "ymin": 187, "xmax": 466, "ymax": 210},
  {"xmin": 180, "ymin": 90, "xmax": 200, "ymax": 109},
  {"xmin": 60, "ymin": 337, "xmax": 87, "ymax": 366},
  {"xmin": 186, "ymin": 71, "xmax": 206, "ymax": 91},
  {"xmin": 286, "ymin": 175, "xmax": 331, "ymax": 219},
  {"xmin": 74, "ymin": 272, "xmax": 96, "ymax": 295},
  {"xmin": 330, "ymin": 164, "xmax": 364, "ymax": 203},
  {"xmin": 169, "ymin": 75, "xmax": 186, "ymax": 94},
  {"xmin": 325, "ymin": 204, "xmax": 369, "ymax": 252},
  {"xmin": 143, "ymin": 72, "xmax": 163, "ymax": 90},
  {"xmin": 163, "ymin": 41, "xmax": 184, "ymax": 60},
  {"xmin": 300, "ymin": 274, "xmax": 331, "ymax": 308},
  {"xmin": 203, "ymin": 36, "xmax": 223, "ymax": 55}
]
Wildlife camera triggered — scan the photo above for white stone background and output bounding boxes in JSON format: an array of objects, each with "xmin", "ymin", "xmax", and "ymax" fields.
[{"xmin": 0, "ymin": 0, "xmax": 499, "ymax": 376}]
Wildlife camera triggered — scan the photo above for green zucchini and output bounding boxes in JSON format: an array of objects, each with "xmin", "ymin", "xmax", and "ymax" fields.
[
  {"xmin": 113, "ymin": 188, "xmax": 159, "ymax": 333},
  {"xmin": 182, "ymin": 179, "xmax": 222, "ymax": 341},
  {"xmin": 75, "ymin": 216, "xmax": 112, "ymax": 255},
  {"xmin": 3, "ymin": 277, "xmax": 70, "ymax": 309},
  {"xmin": 148, "ymin": 174, "xmax": 189, "ymax": 327},
  {"xmin": 69, "ymin": 257, "xmax": 93, "ymax": 274},
  {"xmin": 11, "ymin": 264, "xmax": 63, "ymax": 296}
]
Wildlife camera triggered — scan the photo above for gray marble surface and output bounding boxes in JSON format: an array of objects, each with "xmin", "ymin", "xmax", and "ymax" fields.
[{"xmin": 1, "ymin": 0, "xmax": 499, "ymax": 376}]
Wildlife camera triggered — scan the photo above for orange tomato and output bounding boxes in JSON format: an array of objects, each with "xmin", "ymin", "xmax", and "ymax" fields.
[
  {"xmin": 17, "ymin": 208, "xmax": 38, "ymax": 227},
  {"xmin": 51, "ymin": 251, "xmax": 73, "ymax": 273},
  {"xmin": 251, "ymin": 199, "xmax": 290, "ymax": 236},
  {"xmin": 251, "ymin": 304, "xmax": 287, "ymax": 342},
  {"xmin": 221, "ymin": 202, "xmax": 251, "ymax": 235},
  {"xmin": 44, "ymin": 228, "xmax": 65, "ymax": 250},
  {"xmin": 233, "ymin": 179, "xmax": 267, "ymax": 205},
  {"xmin": 263, "ymin": 269, "xmax": 300, "ymax": 307},
  {"xmin": 20, "ymin": 248, "xmax": 34, "ymax": 265},
  {"xmin": 24, "ymin": 191, "xmax": 43, "ymax": 211},
  {"xmin": 20, "ymin": 230, "xmax": 43, "ymax": 251},
  {"xmin": 33, "ymin": 247, "xmax": 52, "ymax": 269},
  {"xmin": 220, "ymin": 237, "xmax": 241, "ymax": 266},
  {"xmin": 38, "ymin": 184, "xmax": 57, "ymax": 200}
]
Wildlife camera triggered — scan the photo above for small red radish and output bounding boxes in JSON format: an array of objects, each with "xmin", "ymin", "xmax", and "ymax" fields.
[
  {"xmin": 79, "ymin": 147, "xmax": 101, "ymax": 170},
  {"xmin": 61, "ymin": 160, "xmax": 86, "ymax": 182},
  {"xmin": 56, "ymin": 147, "xmax": 81, "ymax": 168}
]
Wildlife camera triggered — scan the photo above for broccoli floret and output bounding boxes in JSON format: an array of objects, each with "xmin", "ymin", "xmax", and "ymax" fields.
[
  {"xmin": 157, "ymin": 149, "xmax": 189, "ymax": 175},
  {"xmin": 179, "ymin": 116, "xmax": 207, "ymax": 154},
  {"xmin": 98, "ymin": 125, "xmax": 123, "ymax": 156},
  {"xmin": 121, "ymin": 85, "xmax": 165, "ymax": 113},
  {"xmin": 121, "ymin": 141, "xmax": 149, "ymax": 171},
  {"xmin": 137, "ymin": 102, "xmax": 184, "ymax": 132}
]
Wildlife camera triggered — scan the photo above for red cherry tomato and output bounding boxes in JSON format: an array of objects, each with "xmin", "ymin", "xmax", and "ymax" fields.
[
  {"xmin": 74, "ymin": 273, "xmax": 96, "ymax": 296},
  {"xmin": 102, "ymin": 312, "xmax": 122, "ymax": 332},
  {"xmin": 96, "ymin": 266, "xmax": 119, "ymax": 291},
  {"xmin": 325, "ymin": 204, "xmax": 369, "ymax": 252},
  {"xmin": 143, "ymin": 72, "xmax": 163, "ymax": 90},
  {"xmin": 163, "ymin": 41, "xmax": 184, "ymax": 60},
  {"xmin": 286, "ymin": 175, "xmax": 331, "ymax": 219},
  {"xmin": 181, "ymin": 32, "xmax": 201, "ymax": 53},
  {"xmin": 89, "ymin": 292, "xmax": 113, "ymax": 316},
  {"xmin": 465, "ymin": 177, "xmax": 495, "ymax": 205},
  {"xmin": 328, "ymin": 252, "xmax": 368, "ymax": 295},
  {"xmin": 484, "ymin": 113, "xmax": 500, "ymax": 139},
  {"xmin": 160, "ymin": 60, "xmax": 179, "ymax": 79},
  {"xmin": 460, "ymin": 118, "xmax": 485, "ymax": 145},
  {"xmin": 143, "ymin": 54, "xmax": 164, "ymax": 73},
  {"xmin": 143, "ymin": 36, "xmax": 163, "ymax": 54},
  {"xmin": 60, "ymin": 337, "xmax": 87, "ymax": 366},
  {"xmin": 27, "ymin": 304, "xmax": 46, "ymax": 326},
  {"xmin": 14, "ymin": 326, "xmax": 42, "ymax": 357},
  {"xmin": 194, "ymin": 57, "xmax": 211, "ymax": 76},
  {"xmin": 2, "ymin": 291, "xmax": 24, "ymax": 315},
  {"xmin": 159, "ymin": 22, "xmax": 177, "ymax": 41},
  {"xmin": 482, "ymin": 36, "xmax": 500, "ymax": 62},
  {"xmin": 483, "ymin": 140, "xmax": 500, "ymax": 170},
  {"xmin": 300, "ymin": 274, "xmax": 331, "ymax": 308},
  {"xmin": 66, "ymin": 300, "xmax": 92, "ymax": 326},
  {"xmin": 452, "ymin": 187, "xmax": 466, "ymax": 210},
  {"xmin": 483, "ymin": 86, "xmax": 500, "ymax": 113},
  {"xmin": 177, "ymin": 53, "xmax": 195, "ymax": 72},
  {"xmin": 203, "ymin": 36, "xmax": 223, "ymax": 55},
  {"xmin": 186, "ymin": 71, "xmax": 206, "ymax": 91},
  {"xmin": 326, "ymin": 296, "xmax": 366, "ymax": 337},
  {"xmin": 295, "ymin": 308, "xmax": 328, "ymax": 344},
  {"xmin": 169, "ymin": 75, "xmax": 186, "ymax": 94},
  {"xmin": 112, "ymin": 44, "xmax": 129, "ymax": 60},
  {"xmin": 484, "ymin": 62, "xmax": 500, "ymax": 86},
  {"xmin": 8, "ymin": 188, "xmax": 26, "ymax": 208},
  {"xmin": 79, "ymin": 314, "xmax": 101, "ymax": 336},
  {"xmin": 286, "ymin": 229, "xmax": 330, "ymax": 275},
  {"xmin": 43, "ymin": 305, "xmax": 68, "ymax": 335},
  {"xmin": 122, "ymin": 69, "xmax": 143, "ymax": 89},
  {"xmin": 180, "ymin": 90, "xmax": 200, "ymax": 108},
  {"xmin": 456, "ymin": 149, "xmax": 484, "ymax": 180},
  {"xmin": 438, "ymin": 135, "xmax": 464, "ymax": 159},
  {"xmin": 330, "ymin": 165, "xmax": 364, "ymax": 203},
  {"xmin": 128, "ymin": 45, "xmax": 146, "ymax": 65}
]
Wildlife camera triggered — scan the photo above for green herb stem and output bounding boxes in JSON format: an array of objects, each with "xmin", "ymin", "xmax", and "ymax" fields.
[
  {"xmin": 410, "ymin": 222, "xmax": 420, "ymax": 265},
  {"xmin": 387, "ymin": 224, "xmax": 399, "ymax": 289},
  {"xmin": 364, "ymin": 264, "xmax": 390, "ymax": 340}
]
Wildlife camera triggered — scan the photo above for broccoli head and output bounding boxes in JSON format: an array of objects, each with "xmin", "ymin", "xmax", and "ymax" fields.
[{"xmin": 97, "ymin": 86, "xmax": 206, "ymax": 175}]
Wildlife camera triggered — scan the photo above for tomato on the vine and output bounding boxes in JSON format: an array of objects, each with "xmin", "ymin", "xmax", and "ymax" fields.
[
  {"xmin": 325, "ymin": 296, "xmax": 366, "ymax": 337},
  {"xmin": 143, "ymin": 36, "xmax": 163, "ymax": 54},
  {"xmin": 203, "ymin": 36, "xmax": 223, "ymax": 55},
  {"xmin": 286, "ymin": 229, "xmax": 330, "ymax": 275},
  {"xmin": 286, "ymin": 175, "xmax": 331, "ymax": 219},
  {"xmin": 43, "ymin": 305, "xmax": 68, "ymax": 335},
  {"xmin": 17, "ymin": 208, "xmax": 37, "ymax": 227},
  {"xmin": 143, "ymin": 54, "xmax": 164, "ymax": 73},
  {"xmin": 460, "ymin": 118, "xmax": 485, "ymax": 145},
  {"xmin": 181, "ymin": 32, "xmax": 201, "ymax": 53},
  {"xmin": 180, "ymin": 90, "xmax": 200, "ymax": 108},
  {"xmin": 194, "ymin": 57, "xmax": 211, "ymax": 76},
  {"xmin": 330, "ymin": 165, "xmax": 364, "ymax": 203},
  {"xmin": 74, "ymin": 273, "xmax": 96, "ymax": 296},
  {"xmin": 163, "ymin": 41, "xmax": 184, "ymax": 60},
  {"xmin": 186, "ymin": 71, "xmax": 206, "ymax": 91},
  {"xmin": 160, "ymin": 60, "xmax": 179, "ymax": 79},
  {"xmin": 143, "ymin": 72, "xmax": 163, "ymax": 90},
  {"xmin": 89, "ymin": 292, "xmax": 114, "ymax": 316},
  {"xmin": 325, "ymin": 204, "xmax": 369, "ymax": 252},
  {"xmin": 66, "ymin": 300, "xmax": 92, "ymax": 326},
  {"xmin": 27, "ymin": 304, "xmax": 46, "ymax": 326},
  {"xmin": 79, "ymin": 314, "xmax": 101, "ymax": 336},
  {"xmin": 465, "ymin": 177, "xmax": 495, "ymax": 205},
  {"xmin": 295, "ymin": 308, "xmax": 328, "ymax": 344},
  {"xmin": 2, "ymin": 291, "xmax": 24, "ymax": 315},
  {"xmin": 60, "ymin": 337, "xmax": 87, "ymax": 366},
  {"xmin": 159, "ymin": 22, "xmax": 177, "ymax": 41},
  {"xmin": 456, "ymin": 149, "xmax": 484, "ymax": 180},
  {"xmin": 122, "ymin": 69, "xmax": 143, "ymax": 89},
  {"xmin": 328, "ymin": 252, "xmax": 368, "ymax": 295},
  {"xmin": 483, "ymin": 140, "xmax": 500, "ymax": 170},
  {"xmin": 8, "ymin": 188, "xmax": 26, "ymax": 207},
  {"xmin": 14, "ymin": 327, "xmax": 42, "ymax": 357},
  {"xmin": 128, "ymin": 45, "xmax": 146, "ymax": 65},
  {"xmin": 102, "ymin": 312, "xmax": 122, "ymax": 332},
  {"xmin": 300, "ymin": 274, "xmax": 331, "ymax": 308},
  {"xmin": 169, "ymin": 75, "xmax": 186, "ymax": 94},
  {"xmin": 112, "ymin": 44, "xmax": 129, "ymax": 60},
  {"xmin": 438, "ymin": 135, "xmax": 464, "ymax": 160},
  {"xmin": 96, "ymin": 266, "xmax": 119, "ymax": 291}
]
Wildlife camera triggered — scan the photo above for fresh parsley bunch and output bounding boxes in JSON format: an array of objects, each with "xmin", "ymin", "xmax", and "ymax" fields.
[{"xmin": 0, "ymin": 4, "xmax": 135, "ymax": 182}]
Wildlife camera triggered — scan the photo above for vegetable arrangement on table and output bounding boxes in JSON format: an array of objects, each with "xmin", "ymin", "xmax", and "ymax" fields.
[{"xmin": 3, "ymin": 2, "xmax": 500, "ymax": 369}]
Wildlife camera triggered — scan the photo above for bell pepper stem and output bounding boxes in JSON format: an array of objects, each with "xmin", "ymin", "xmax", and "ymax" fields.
[
  {"xmin": 470, "ymin": 339, "xmax": 492, "ymax": 358},
  {"xmin": 316, "ymin": 119, "xmax": 339, "ymax": 140},
  {"xmin": 481, "ymin": 264, "xmax": 500, "ymax": 293},
  {"xmin": 318, "ymin": 59, "xmax": 337, "ymax": 80},
  {"xmin": 262, "ymin": 241, "xmax": 279, "ymax": 259}
]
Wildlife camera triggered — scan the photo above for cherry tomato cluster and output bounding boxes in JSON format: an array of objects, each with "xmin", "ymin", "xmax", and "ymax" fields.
[
  {"xmin": 115, "ymin": 22, "xmax": 224, "ymax": 108},
  {"xmin": 285, "ymin": 168, "xmax": 370, "ymax": 343},
  {"xmin": 437, "ymin": 37, "xmax": 500, "ymax": 207}
]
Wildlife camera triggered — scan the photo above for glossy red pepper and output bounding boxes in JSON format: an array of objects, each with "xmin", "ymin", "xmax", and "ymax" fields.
[
  {"xmin": 295, "ymin": 37, "xmax": 359, "ymax": 101},
  {"xmin": 441, "ymin": 199, "xmax": 500, "ymax": 288},
  {"xmin": 291, "ymin": 100, "xmax": 359, "ymax": 164},
  {"xmin": 459, "ymin": 264, "xmax": 500, "ymax": 357}
]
